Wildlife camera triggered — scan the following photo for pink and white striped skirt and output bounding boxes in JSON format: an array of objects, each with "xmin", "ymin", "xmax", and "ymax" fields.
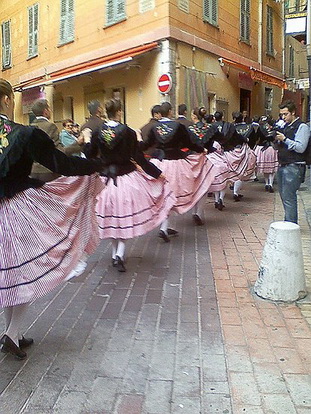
[
  {"xmin": 96, "ymin": 170, "xmax": 176, "ymax": 239},
  {"xmin": 0, "ymin": 175, "xmax": 104, "ymax": 308},
  {"xmin": 254, "ymin": 145, "xmax": 279, "ymax": 174},
  {"xmin": 151, "ymin": 153, "xmax": 217, "ymax": 214},
  {"xmin": 224, "ymin": 144, "xmax": 257, "ymax": 182},
  {"xmin": 207, "ymin": 147, "xmax": 231, "ymax": 192}
]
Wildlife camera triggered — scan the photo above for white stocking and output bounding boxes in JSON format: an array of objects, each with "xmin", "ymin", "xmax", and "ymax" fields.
[
  {"xmin": 160, "ymin": 218, "xmax": 169, "ymax": 234},
  {"xmin": 214, "ymin": 192, "xmax": 220, "ymax": 202},
  {"xmin": 5, "ymin": 304, "xmax": 28, "ymax": 346},
  {"xmin": 111, "ymin": 239, "xmax": 118, "ymax": 259},
  {"xmin": 264, "ymin": 173, "xmax": 269, "ymax": 185},
  {"xmin": 233, "ymin": 180, "xmax": 243, "ymax": 195},
  {"xmin": 220, "ymin": 189, "xmax": 226, "ymax": 202},
  {"xmin": 193, "ymin": 196, "xmax": 205, "ymax": 217},
  {"xmin": 116, "ymin": 240, "xmax": 126, "ymax": 260},
  {"xmin": 269, "ymin": 173, "xmax": 275, "ymax": 186}
]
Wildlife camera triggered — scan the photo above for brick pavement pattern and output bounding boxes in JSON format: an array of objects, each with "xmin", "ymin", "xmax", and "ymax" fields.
[{"xmin": 0, "ymin": 174, "xmax": 311, "ymax": 414}]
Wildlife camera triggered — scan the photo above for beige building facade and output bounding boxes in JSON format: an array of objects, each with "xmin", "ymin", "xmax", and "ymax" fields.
[{"xmin": 1, "ymin": 0, "xmax": 286, "ymax": 129}]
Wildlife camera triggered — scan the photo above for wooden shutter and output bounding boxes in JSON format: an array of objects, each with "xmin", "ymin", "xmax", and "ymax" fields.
[
  {"xmin": 178, "ymin": 0, "xmax": 189, "ymax": 13},
  {"xmin": 106, "ymin": 0, "xmax": 126, "ymax": 26},
  {"xmin": 203, "ymin": 0, "xmax": 218, "ymax": 26},
  {"xmin": 139, "ymin": 0, "xmax": 155, "ymax": 14},
  {"xmin": 241, "ymin": 0, "xmax": 250, "ymax": 42},
  {"xmin": 266, "ymin": 5, "xmax": 274, "ymax": 55},
  {"xmin": 60, "ymin": 0, "xmax": 74, "ymax": 44},
  {"xmin": 1, "ymin": 21, "xmax": 11, "ymax": 69},
  {"xmin": 28, "ymin": 3, "xmax": 39, "ymax": 57},
  {"xmin": 289, "ymin": 46, "xmax": 294, "ymax": 78}
]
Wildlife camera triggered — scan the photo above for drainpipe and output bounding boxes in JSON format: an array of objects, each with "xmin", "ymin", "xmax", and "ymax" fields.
[{"xmin": 258, "ymin": 0, "xmax": 263, "ymax": 69}]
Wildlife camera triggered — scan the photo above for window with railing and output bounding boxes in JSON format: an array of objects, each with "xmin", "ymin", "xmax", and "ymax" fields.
[{"xmin": 285, "ymin": 0, "xmax": 307, "ymax": 14}]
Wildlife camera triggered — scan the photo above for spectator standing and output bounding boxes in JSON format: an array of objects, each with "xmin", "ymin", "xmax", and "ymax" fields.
[{"xmin": 275, "ymin": 100, "xmax": 310, "ymax": 223}]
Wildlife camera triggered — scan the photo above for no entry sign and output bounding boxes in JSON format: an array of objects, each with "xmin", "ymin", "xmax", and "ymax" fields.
[{"xmin": 157, "ymin": 73, "xmax": 172, "ymax": 94}]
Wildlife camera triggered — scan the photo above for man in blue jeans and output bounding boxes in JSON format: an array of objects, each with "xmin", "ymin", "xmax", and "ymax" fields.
[{"xmin": 275, "ymin": 100, "xmax": 310, "ymax": 224}]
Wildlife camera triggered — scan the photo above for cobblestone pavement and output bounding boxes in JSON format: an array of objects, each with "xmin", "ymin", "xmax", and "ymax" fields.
[{"xmin": 0, "ymin": 173, "xmax": 310, "ymax": 414}]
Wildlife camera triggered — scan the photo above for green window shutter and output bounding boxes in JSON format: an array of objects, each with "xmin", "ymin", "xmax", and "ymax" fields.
[
  {"xmin": 28, "ymin": 3, "xmax": 39, "ymax": 58},
  {"xmin": 266, "ymin": 5, "xmax": 274, "ymax": 55},
  {"xmin": 1, "ymin": 20, "xmax": 11, "ymax": 69},
  {"xmin": 59, "ymin": 0, "xmax": 74, "ymax": 44},
  {"xmin": 139, "ymin": 0, "xmax": 155, "ymax": 14},
  {"xmin": 106, "ymin": 0, "xmax": 126, "ymax": 26},
  {"xmin": 240, "ymin": 0, "xmax": 250, "ymax": 42},
  {"xmin": 289, "ymin": 46, "xmax": 294, "ymax": 77},
  {"xmin": 203, "ymin": 0, "xmax": 218, "ymax": 26}
]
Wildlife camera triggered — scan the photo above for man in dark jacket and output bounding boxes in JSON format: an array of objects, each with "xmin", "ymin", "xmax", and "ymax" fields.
[
  {"xmin": 30, "ymin": 99, "xmax": 84, "ymax": 181},
  {"xmin": 176, "ymin": 103, "xmax": 193, "ymax": 128}
]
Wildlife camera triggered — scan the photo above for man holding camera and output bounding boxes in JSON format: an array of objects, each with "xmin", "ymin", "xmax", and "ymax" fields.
[{"xmin": 275, "ymin": 100, "xmax": 310, "ymax": 224}]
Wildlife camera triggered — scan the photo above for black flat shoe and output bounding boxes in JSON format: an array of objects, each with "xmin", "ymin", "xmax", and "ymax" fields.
[
  {"xmin": 116, "ymin": 256, "xmax": 126, "ymax": 272},
  {"xmin": 265, "ymin": 184, "xmax": 270, "ymax": 191},
  {"xmin": 233, "ymin": 194, "xmax": 243, "ymax": 201},
  {"xmin": 158, "ymin": 230, "xmax": 170, "ymax": 243},
  {"xmin": 112, "ymin": 258, "xmax": 118, "ymax": 267},
  {"xmin": 167, "ymin": 228, "xmax": 178, "ymax": 236},
  {"xmin": 193, "ymin": 214, "xmax": 204, "ymax": 226},
  {"xmin": 19, "ymin": 336, "xmax": 34, "ymax": 349},
  {"xmin": 214, "ymin": 202, "xmax": 219, "ymax": 209},
  {"xmin": 269, "ymin": 186, "xmax": 274, "ymax": 193},
  {"xmin": 217, "ymin": 199, "xmax": 225, "ymax": 211},
  {"xmin": 1, "ymin": 335, "xmax": 27, "ymax": 360}
]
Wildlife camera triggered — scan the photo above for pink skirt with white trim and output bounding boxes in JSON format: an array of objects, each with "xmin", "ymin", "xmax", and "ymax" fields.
[
  {"xmin": 224, "ymin": 144, "xmax": 257, "ymax": 182},
  {"xmin": 96, "ymin": 170, "xmax": 176, "ymax": 239},
  {"xmin": 0, "ymin": 175, "xmax": 104, "ymax": 308},
  {"xmin": 207, "ymin": 150, "xmax": 231, "ymax": 192},
  {"xmin": 254, "ymin": 145, "xmax": 279, "ymax": 174},
  {"xmin": 151, "ymin": 153, "xmax": 217, "ymax": 214}
]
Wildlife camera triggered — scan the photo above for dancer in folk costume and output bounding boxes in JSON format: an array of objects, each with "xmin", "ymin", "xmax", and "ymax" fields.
[
  {"xmin": 86, "ymin": 99, "xmax": 176, "ymax": 271},
  {"xmin": 187, "ymin": 108, "xmax": 229, "ymax": 212},
  {"xmin": 0, "ymin": 79, "xmax": 105, "ymax": 360},
  {"xmin": 254, "ymin": 116, "xmax": 279, "ymax": 193},
  {"xmin": 140, "ymin": 102, "xmax": 217, "ymax": 233},
  {"xmin": 216, "ymin": 112, "xmax": 257, "ymax": 201}
]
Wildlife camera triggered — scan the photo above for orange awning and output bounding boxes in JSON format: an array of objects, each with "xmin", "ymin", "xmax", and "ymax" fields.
[
  {"xmin": 219, "ymin": 57, "xmax": 286, "ymax": 89},
  {"xmin": 15, "ymin": 42, "xmax": 159, "ymax": 90}
]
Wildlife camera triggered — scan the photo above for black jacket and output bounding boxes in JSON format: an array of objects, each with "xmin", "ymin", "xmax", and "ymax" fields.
[{"xmin": 0, "ymin": 119, "xmax": 103, "ymax": 199}]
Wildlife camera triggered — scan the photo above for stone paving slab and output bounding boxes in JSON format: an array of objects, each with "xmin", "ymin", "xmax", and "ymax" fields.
[{"xmin": 0, "ymin": 174, "xmax": 311, "ymax": 413}]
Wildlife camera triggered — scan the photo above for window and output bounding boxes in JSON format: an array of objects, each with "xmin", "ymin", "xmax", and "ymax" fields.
[
  {"xmin": 289, "ymin": 46, "xmax": 295, "ymax": 78},
  {"xmin": 106, "ymin": 0, "xmax": 126, "ymax": 27},
  {"xmin": 178, "ymin": 0, "xmax": 189, "ymax": 13},
  {"xmin": 28, "ymin": 3, "xmax": 39, "ymax": 58},
  {"xmin": 139, "ymin": 0, "xmax": 155, "ymax": 13},
  {"xmin": 59, "ymin": 0, "xmax": 74, "ymax": 45},
  {"xmin": 203, "ymin": 0, "xmax": 218, "ymax": 26},
  {"xmin": 1, "ymin": 20, "xmax": 11, "ymax": 69},
  {"xmin": 240, "ymin": 0, "xmax": 250, "ymax": 43},
  {"xmin": 266, "ymin": 5, "xmax": 274, "ymax": 56}
]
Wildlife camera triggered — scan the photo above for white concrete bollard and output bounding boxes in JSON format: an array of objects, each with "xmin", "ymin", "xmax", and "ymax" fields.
[{"xmin": 254, "ymin": 221, "xmax": 307, "ymax": 302}]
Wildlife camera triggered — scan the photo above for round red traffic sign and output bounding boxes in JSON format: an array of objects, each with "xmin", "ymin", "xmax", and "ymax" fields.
[{"xmin": 157, "ymin": 73, "xmax": 172, "ymax": 94}]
